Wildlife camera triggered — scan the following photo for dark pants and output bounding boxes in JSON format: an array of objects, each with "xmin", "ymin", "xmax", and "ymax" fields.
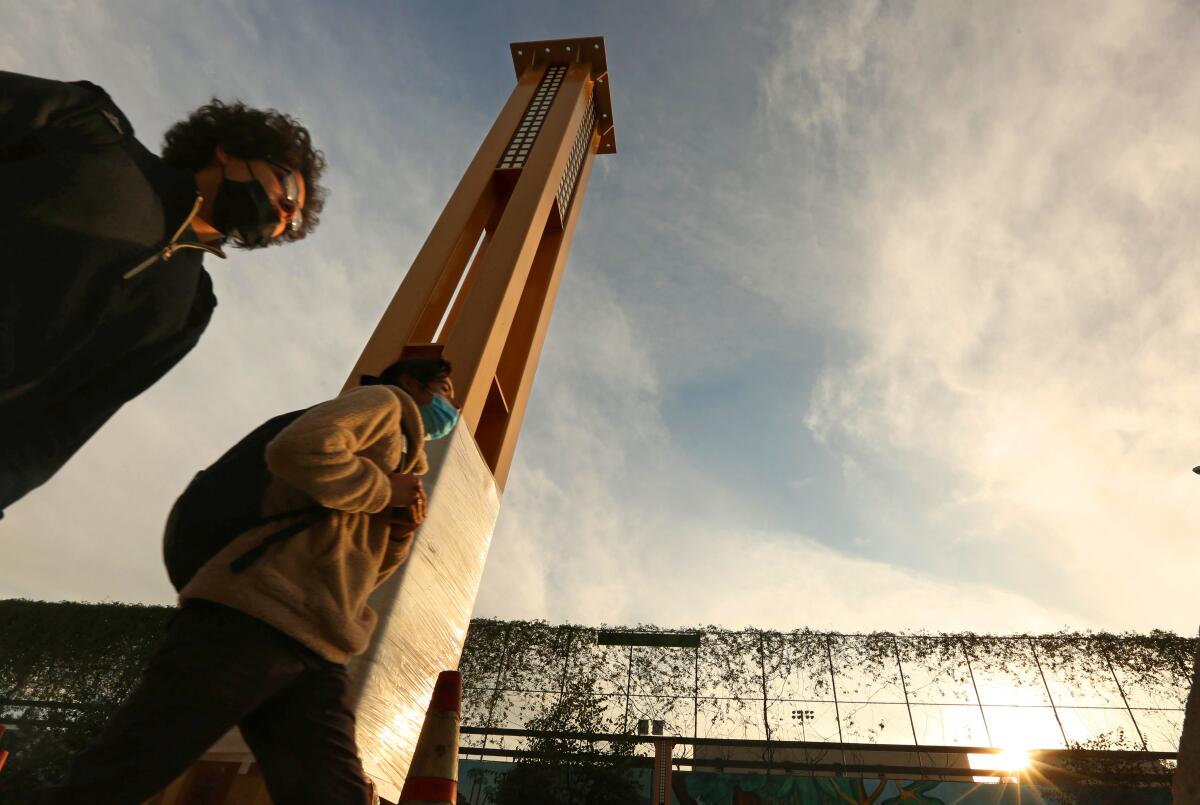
[{"xmin": 35, "ymin": 601, "xmax": 372, "ymax": 805}]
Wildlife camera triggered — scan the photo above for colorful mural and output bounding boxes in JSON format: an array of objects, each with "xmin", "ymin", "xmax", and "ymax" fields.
[
  {"xmin": 673, "ymin": 770, "xmax": 1170, "ymax": 805},
  {"xmin": 457, "ymin": 761, "xmax": 1172, "ymax": 805}
]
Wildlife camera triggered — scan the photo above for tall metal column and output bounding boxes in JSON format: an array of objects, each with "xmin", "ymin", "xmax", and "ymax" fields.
[
  {"xmin": 347, "ymin": 38, "xmax": 617, "ymax": 801},
  {"xmin": 181, "ymin": 38, "xmax": 617, "ymax": 804}
]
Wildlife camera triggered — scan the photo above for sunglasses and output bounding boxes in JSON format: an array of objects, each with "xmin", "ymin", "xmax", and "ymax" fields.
[{"xmin": 267, "ymin": 160, "xmax": 303, "ymax": 234}]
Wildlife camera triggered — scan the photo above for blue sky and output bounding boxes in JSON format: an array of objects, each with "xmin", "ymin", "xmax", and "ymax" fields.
[{"xmin": 2, "ymin": 1, "xmax": 1198, "ymax": 634}]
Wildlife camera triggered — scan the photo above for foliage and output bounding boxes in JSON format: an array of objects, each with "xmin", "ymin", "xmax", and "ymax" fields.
[
  {"xmin": 471, "ymin": 625, "xmax": 645, "ymax": 804},
  {"xmin": 459, "ymin": 618, "xmax": 1195, "ymax": 755},
  {"xmin": 489, "ymin": 757, "xmax": 643, "ymax": 805},
  {"xmin": 1, "ymin": 602, "xmax": 1191, "ymax": 800},
  {"xmin": 0, "ymin": 599, "xmax": 173, "ymax": 801},
  {"xmin": 492, "ymin": 695, "xmax": 640, "ymax": 797}
]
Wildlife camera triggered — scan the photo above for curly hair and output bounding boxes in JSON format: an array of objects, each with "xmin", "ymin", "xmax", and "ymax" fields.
[{"xmin": 161, "ymin": 99, "xmax": 326, "ymax": 245}]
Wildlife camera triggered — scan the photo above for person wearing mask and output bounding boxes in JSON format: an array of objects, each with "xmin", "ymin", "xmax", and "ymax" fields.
[
  {"xmin": 36, "ymin": 356, "xmax": 460, "ymax": 804},
  {"xmin": 0, "ymin": 70, "xmax": 327, "ymax": 514}
]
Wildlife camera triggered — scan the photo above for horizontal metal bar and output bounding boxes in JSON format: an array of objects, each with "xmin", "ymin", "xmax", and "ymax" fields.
[
  {"xmin": 0, "ymin": 698, "xmax": 106, "ymax": 710},
  {"xmin": 460, "ymin": 690, "xmax": 1185, "ymax": 713},
  {"xmin": 596, "ymin": 630, "xmax": 702, "ymax": 648},
  {"xmin": 0, "ymin": 718, "xmax": 77, "ymax": 728},
  {"xmin": 459, "ymin": 726, "xmax": 1177, "ymax": 760},
  {"xmin": 470, "ymin": 621, "xmax": 1198, "ymax": 644},
  {"xmin": 457, "ymin": 746, "xmax": 1174, "ymax": 785}
]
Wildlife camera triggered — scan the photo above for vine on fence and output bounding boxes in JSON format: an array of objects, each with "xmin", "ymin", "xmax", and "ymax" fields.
[
  {"xmin": 460, "ymin": 618, "xmax": 1196, "ymax": 755},
  {"xmin": 0, "ymin": 599, "xmax": 174, "ymax": 799},
  {"xmin": 0, "ymin": 600, "xmax": 1193, "ymax": 796}
]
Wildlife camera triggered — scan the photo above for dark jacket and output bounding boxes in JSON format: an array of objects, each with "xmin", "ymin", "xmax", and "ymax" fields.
[{"xmin": 0, "ymin": 71, "xmax": 222, "ymax": 510}]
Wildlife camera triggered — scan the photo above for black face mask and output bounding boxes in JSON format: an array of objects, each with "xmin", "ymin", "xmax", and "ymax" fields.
[{"xmin": 211, "ymin": 164, "xmax": 280, "ymax": 249}]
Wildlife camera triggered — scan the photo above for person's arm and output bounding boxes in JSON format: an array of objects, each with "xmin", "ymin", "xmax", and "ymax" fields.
[
  {"xmin": 264, "ymin": 386, "xmax": 405, "ymax": 514},
  {"xmin": 0, "ymin": 276, "xmax": 214, "ymax": 506},
  {"xmin": 0, "ymin": 71, "xmax": 123, "ymax": 152},
  {"xmin": 376, "ymin": 532, "xmax": 415, "ymax": 586},
  {"xmin": 375, "ymin": 475, "xmax": 426, "ymax": 586}
]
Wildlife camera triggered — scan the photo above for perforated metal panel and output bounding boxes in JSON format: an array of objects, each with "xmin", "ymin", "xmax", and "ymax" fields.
[
  {"xmin": 554, "ymin": 99, "xmax": 595, "ymax": 226},
  {"xmin": 498, "ymin": 65, "xmax": 567, "ymax": 170}
]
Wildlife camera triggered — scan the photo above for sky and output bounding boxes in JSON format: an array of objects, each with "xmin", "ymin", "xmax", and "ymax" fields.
[{"xmin": 1, "ymin": 0, "xmax": 1198, "ymax": 635}]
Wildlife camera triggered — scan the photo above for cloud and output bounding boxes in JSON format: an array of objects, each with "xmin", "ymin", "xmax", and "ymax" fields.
[
  {"xmin": 758, "ymin": 0, "xmax": 881, "ymax": 139},
  {"xmin": 4, "ymin": 1, "xmax": 1192, "ymax": 642},
  {"xmin": 478, "ymin": 250, "xmax": 1076, "ymax": 633},
  {"xmin": 787, "ymin": 1, "xmax": 1200, "ymax": 629},
  {"xmin": 482, "ymin": 477, "xmax": 1078, "ymax": 633}
]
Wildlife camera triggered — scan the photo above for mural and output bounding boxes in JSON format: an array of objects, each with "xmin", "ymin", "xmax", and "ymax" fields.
[
  {"xmin": 673, "ymin": 771, "xmax": 1170, "ymax": 805},
  {"xmin": 457, "ymin": 761, "xmax": 1172, "ymax": 805}
]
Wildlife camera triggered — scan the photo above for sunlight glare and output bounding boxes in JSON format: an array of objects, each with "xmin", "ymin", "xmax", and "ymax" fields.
[
  {"xmin": 995, "ymin": 748, "xmax": 1031, "ymax": 770},
  {"xmin": 968, "ymin": 747, "xmax": 1030, "ymax": 784}
]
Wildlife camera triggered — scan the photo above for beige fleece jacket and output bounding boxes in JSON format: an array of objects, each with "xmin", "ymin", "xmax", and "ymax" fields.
[{"xmin": 179, "ymin": 385, "xmax": 428, "ymax": 664}]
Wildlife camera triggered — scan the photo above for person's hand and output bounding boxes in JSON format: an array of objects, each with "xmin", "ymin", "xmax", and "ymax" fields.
[
  {"xmin": 388, "ymin": 473, "xmax": 426, "ymax": 529},
  {"xmin": 389, "ymin": 473, "xmax": 423, "ymax": 507}
]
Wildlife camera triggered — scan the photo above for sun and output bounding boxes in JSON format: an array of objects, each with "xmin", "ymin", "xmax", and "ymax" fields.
[
  {"xmin": 993, "ymin": 748, "xmax": 1031, "ymax": 771},
  {"xmin": 968, "ymin": 747, "xmax": 1031, "ymax": 784}
]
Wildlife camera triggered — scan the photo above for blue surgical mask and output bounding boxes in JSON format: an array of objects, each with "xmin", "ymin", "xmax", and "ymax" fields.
[{"xmin": 420, "ymin": 394, "xmax": 459, "ymax": 441}]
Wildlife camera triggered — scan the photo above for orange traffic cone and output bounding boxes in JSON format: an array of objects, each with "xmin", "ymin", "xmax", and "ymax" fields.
[
  {"xmin": 398, "ymin": 670, "xmax": 461, "ymax": 804},
  {"xmin": 0, "ymin": 724, "xmax": 9, "ymax": 775}
]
